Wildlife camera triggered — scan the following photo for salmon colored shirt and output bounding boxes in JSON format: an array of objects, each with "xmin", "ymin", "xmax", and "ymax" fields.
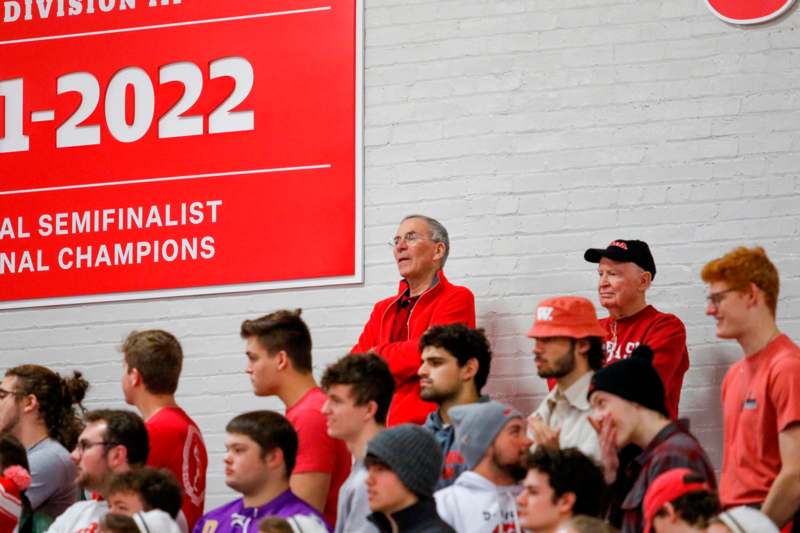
[{"xmin": 719, "ymin": 334, "xmax": 800, "ymax": 506}]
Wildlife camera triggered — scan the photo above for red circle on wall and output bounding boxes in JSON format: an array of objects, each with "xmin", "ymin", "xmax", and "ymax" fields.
[{"xmin": 706, "ymin": 0, "xmax": 795, "ymax": 24}]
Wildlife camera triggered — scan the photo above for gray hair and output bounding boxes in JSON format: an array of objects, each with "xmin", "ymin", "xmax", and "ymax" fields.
[{"xmin": 402, "ymin": 214, "xmax": 450, "ymax": 268}]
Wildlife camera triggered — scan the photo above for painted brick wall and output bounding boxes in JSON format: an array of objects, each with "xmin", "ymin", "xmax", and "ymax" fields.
[{"xmin": 3, "ymin": 0, "xmax": 800, "ymax": 507}]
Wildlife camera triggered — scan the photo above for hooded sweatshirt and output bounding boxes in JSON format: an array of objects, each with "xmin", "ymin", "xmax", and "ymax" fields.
[{"xmin": 433, "ymin": 471, "xmax": 523, "ymax": 533}]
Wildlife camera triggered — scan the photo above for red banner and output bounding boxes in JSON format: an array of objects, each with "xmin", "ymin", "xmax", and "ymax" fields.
[
  {"xmin": 0, "ymin": 0, "xmax": 363, "ymax": 308},
  {"xmin": 705, "ymin": 0, "xmax": 795, "ymax": 24}
]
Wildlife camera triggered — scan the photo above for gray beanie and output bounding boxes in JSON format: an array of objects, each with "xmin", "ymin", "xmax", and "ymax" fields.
[
  {"xmin": 366, "ymin": 424, "xmax": 442, "ymax": 498},
  {"xmin": 448, "ymin": 401, "xmax": 522, "ymax": 469}
]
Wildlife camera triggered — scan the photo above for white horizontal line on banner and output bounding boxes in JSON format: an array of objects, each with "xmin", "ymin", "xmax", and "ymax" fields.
[
  {"xmin": 0, "ymin": 6, "xmax": 332, "ymax": 46},
  {"xmin": 0, "ymin": 164, "xmax": 332, "ymax": 196}
]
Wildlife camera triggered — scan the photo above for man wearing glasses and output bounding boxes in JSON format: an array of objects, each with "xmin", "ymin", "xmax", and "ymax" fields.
[
  {"xmin": 352, "ymin": 215, "xmax": 475, "ymax": 426},
  {"xmin": 46, "ymin": 409, "xmax": 149, "ymax": 533},
  {"xmin": 702, "ymin": 247, "xmax": 800, "ymax": 532}
]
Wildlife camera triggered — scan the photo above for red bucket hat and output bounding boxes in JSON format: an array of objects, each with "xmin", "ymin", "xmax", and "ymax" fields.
[{"xmin": 527, "ymin": 296, "xmax": 606, "ymax": 339}]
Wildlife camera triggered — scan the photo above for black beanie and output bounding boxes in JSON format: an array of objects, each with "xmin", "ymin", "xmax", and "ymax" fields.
[{"xmin": 588, "ymin": 345, "xmax": 669, "ymax": 417}]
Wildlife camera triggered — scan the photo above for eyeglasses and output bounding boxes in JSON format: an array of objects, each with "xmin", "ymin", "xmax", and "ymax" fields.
[
  {"xmin": 74, "ymin": 440, "xmax": 114, "ymax": 455},
  {"xmin": 706, "ymin": 288, "xmax": 737, "ymax": 307},
  {"xmin": 0, "ymin": 388, "xmax": 24, "ymax": 400},
  {"xmin": 388, "ymin": 231, "xmax": 433, "ymax": 248}
]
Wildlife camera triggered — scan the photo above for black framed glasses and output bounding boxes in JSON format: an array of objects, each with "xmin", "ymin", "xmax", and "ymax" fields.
[{"xmin": 74, "ymin": 440, "xmax": 114, "ymax": 455}]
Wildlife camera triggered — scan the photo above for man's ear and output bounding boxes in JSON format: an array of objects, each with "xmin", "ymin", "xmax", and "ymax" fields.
[
  {"xmin": 639, "ymin": 269, "xmax": 653, "ymax": 292},
  {"xmin": 128, "ymin": 367, "xmax": 142, "ymax": 388},
  {"xmin": 107, "ymin": 444, "xmax": 129, "ymax": 470},
  {"xmin": 275, "ymin": 350, "xmax": 290, "ymax": 372},
  {"xmin": 556, "ymin": 492, "xmax": 576, "ymax": 514},
  {"xmin": 265, "ymin": 447, "xmax": 285, "ymax": 470},
  {"xmin": 364, "ymin": 400, "xmax": 379, "ymax": 421},
  {"xmin": 432, "ymin": 241, "xmax": 446, "ymax": 263},
  {"xmin": 461, "ymin": 358, "xmax": 479, "ymax": 383},
  {"xmin": 20, "ymin": 393, "xmax": 39, "ymax": 415},
  {"xmin": 574, "ymin": 339, "xmax": 591, "ymax": 359},
  {"xmin": 746, "ymin": 282, "xmax": 764, "ymax": 310}
]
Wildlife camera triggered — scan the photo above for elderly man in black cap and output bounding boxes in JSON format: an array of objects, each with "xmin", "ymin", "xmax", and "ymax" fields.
[{"xmin": 583, "ymin": 239, "xmax": 689, "ymax": 420}]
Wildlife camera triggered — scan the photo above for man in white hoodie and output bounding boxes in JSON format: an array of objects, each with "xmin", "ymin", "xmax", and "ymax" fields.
[{"xmin": 434, "ymin": 401, "xmax": 532, "ymax": 533}]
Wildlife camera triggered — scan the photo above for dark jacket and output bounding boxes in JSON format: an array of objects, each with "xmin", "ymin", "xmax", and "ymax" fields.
[{"xmin": 367, "ymin": 499, "xmax": 455, "ymax": 533}]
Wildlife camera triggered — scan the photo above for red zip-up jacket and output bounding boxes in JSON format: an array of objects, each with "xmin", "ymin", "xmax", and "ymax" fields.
[{"xmin": 352, "ymin": 270, "xmax": 476, "ymax": 426}]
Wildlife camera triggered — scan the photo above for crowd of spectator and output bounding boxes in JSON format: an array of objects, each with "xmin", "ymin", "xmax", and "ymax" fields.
[{"xmin": 0, "ymin": 214, "xmax": 798, "ymax": 533}]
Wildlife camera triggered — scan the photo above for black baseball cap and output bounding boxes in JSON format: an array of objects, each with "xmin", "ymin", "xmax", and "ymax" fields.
[{"xmin": 584, "ymin": 239, "xmax": 656, "ymax": 279}]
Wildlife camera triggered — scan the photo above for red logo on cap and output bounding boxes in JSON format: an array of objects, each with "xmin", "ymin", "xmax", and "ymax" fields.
[
  {"xmin": 705, "ymin": 0, "xmax": 795, "ymax": 24},
  {"xmin": 503, "ymin": 407, "xmax": 512, "ymax": 416},
  {"xmin": 609, "ymin": 240, "xmax": 628, "ymax": 250}
]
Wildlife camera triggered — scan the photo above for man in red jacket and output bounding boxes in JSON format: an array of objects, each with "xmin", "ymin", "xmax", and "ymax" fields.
[
  {"xmin": 584, "ymin": 239, "xmax": 689, "ymax": 420},
  {"xmin": 352, "ymin": 215, "xmax": 476, "ymax": 426}
]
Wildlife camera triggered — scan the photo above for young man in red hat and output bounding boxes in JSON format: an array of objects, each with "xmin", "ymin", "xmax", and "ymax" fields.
[
  {"xmin": 527, "ymin": 296, "xmax": 606, "ymax": 463},
  {"xmin": 584, "ymin": 239, "xmax": 689, "ymax": 420}
]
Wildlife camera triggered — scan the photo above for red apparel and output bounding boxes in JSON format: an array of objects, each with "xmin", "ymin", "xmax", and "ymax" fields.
[
  {"xmin": 600, "ymin": 305, "xmax": 689, "ymax": 420},
  {"xmin": 146, "ymin": 406, "xmax": 208, "ymax": 531},
  {"xmin": 719, "ymin": 334, "xmax": 800, "ymax": 507},
  {"xmin": 352, "ymin": 270, "xmax": 476, "ymax": 426},
  {"xmin": 285, "ymin": 387, "xmax": 351, "ymax": 527},
  {"xmin": 0, "ymin": 477, "xmax": 22, "ymax": 533}
]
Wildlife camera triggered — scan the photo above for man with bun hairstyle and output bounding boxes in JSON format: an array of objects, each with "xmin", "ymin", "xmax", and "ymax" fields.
[
  {"xmin": 0, "ymin": 365, "xmax": 88, "ymax": 519},
  {"xmin": 584, "ymin": 239, "xmax": 689, "ymax": 420},
  {"xmin": 527, "ymin": 296, "xmax": 606, "ymax": 462},
  {"xmin": 364, "ymin": 424, "xmax": 453, "ymax": 533},
  {"xmin": 642, "ymin": 468, "xmax": 719, "ymax": 533},
  {"xmin": 433, "ymin": 401, "xmax": 532, "ymax": 533},
  {"xmin": 121, "ymin": 329, "xmax": 208, "ymax": 531},
  {"xmin": 418, "ymin": 323, "xmax": 492, "ymax": 489},
  {"xmin": 353, "ymin": 215, "xmax": 476, "ymax": 426},
  {"xmin": 588, "ymin": 346, "xmax": 715, "ymax": 533},
  {"xmin": 702, "ymin": 247, "xmax": 800, "ymax": 531}
]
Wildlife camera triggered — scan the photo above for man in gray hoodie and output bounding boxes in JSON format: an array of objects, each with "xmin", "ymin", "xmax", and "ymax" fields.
[{"xmin": 434, "ymin": 401, "xmax": 532, "ymax": 533}]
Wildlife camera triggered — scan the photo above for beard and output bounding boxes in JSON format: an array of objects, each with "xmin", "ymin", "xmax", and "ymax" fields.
[
  {"xmin": 76, "ymin": 468, "xmax": 104, "ymax": 491},
  {"xmin": 0, "ymin": 407, "xmax": 21, "ymax": 436},
  {"xmin": 537, "ymin": 345, "xmax": 576, "ymax": 379},
  {"xmin": 419, "ymin": 384, "xmax": 459, "ymax": 405},
  {"xmin": 492, "ymin": 448, "xmax": 528, "ymax": 482}
]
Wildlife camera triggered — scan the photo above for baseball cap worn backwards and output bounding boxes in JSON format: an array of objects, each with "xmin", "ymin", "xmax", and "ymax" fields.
[
  {"xmin": 643, "ymin": 468, "xmax": 712, "ymax": 533},
  {"xmin": 527, "ymin": 296, "xmax": 606, "ymax": 339},
  {"xmin": 584, "ymin": 239, "xmax": 657, "ymax": 279}
]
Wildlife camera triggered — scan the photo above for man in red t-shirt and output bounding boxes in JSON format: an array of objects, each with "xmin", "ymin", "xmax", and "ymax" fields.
[
  {"xmin": 240, "ymin": 309, "xmax": 351, "ymax": 527},
  {"xmin": 121, "ymin": 330, "xmax": 208, "ymax": 532},
  {"xmin": 583, "ymin": 239, "xmax": 689, "ymax": 420},
  {"xmin": 352, "ymin": 215, "xmax": 476, "ymax": 426},
  {"xmin": 702, "ymin": 246, "xmax": 800, "ymax": 531}
]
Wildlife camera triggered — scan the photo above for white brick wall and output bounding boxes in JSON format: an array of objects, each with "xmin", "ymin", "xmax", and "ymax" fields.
[{"xmin": 3, "ymin": 0, "xmax": 800, "ymax": 508}]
